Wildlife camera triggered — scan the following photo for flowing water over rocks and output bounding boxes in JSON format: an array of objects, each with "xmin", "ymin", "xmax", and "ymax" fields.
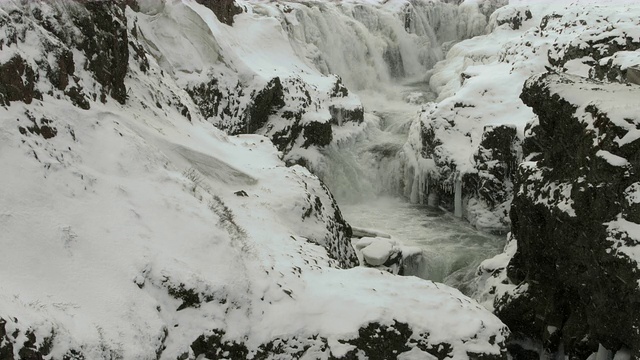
[
  {"xmin": 316, "ymin": 82, "xmax": 505, "ymax": 290},
  {"xmin": 342, "ymin": 197, "xmax": 504, "ymax": 286}
]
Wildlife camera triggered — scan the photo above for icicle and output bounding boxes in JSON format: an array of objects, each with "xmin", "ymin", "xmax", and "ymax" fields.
[{"xmin": 454, "ymin": 172, "xmax": 462, "ymax": 218}]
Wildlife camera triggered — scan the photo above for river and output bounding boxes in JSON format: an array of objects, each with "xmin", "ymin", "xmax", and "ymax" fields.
[{"xmin": 320, "ymin": 83, "xmax": 505, "ymax": 292}]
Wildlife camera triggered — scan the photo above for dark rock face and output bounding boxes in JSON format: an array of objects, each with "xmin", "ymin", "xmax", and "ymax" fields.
[
  {"xmin": 328, "ymin": 105, "xmax": 364, "ymax": 126},
  {"xmin": 496, "ymin": 73, "xmax": 640, "ymax": 358},
  {"xmin": 246, "ymin": 77, "xmax": 286, "ymax": 134},
  {"xmin": 18, "ymin": 113, "xmax": 57, "ymax": 139},
  {"xmin": 0, "ymin": 55, "xmax": 41, "ymax": 106},
  {"xmin": 549, "ymin": 28, "xmax": 640, "ymax": 76},
  {"xmin": 540, "ymin": 9, "xmax": 640, "ymax": 86},
  {"xmin": 465, "ymin": 124, "xmax": 520, "ymax": 212},
  {"xmin": 0, "ymin": 0, "xmax": 130, "ymax": 107},
  {"xmin": 303, "ymin": 121, "xmax": 332, "ymax": 148},
  {"xmin": 72, "ymin": 1, "xmax": 129, "ymax": 104},
  {"xmin": 195, "ymin": 0, "xmax": 243, "ymax": 26},
  {"xmin": 415, "ymin": 112, "xmax": 518, "ymax": 231},
  {"xmin": 304, "ymin": 177, "xmax": 358, "ymax": 268}
]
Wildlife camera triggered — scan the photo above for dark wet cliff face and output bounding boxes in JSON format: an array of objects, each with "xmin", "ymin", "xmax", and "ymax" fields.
[{"xmin": 496, "ymin": 72, "xmax": 640, "ymax": 358}]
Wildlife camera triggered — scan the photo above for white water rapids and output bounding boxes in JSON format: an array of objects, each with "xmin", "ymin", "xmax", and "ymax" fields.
[
  {"xmin": 224, "ymin": 0, "xmax": 507, "ymax": 291},
  {"xmin": 319, "ymin": 83, "xmax": 505, "ymax": 291}
]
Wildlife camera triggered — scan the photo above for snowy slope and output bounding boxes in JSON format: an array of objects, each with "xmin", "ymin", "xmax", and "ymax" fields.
[{"xmin": 0, "ymin": 1, "xmax": 509, "ymax": 359}]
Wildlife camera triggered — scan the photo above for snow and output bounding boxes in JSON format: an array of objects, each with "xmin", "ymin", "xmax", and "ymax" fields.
[
  {"xmin": 0, "ymin": 0, "xmax": 510, "ymax": 357},
  {"xmin": 605, "ymin": 215, "xmax": 640, "ymax": 267},
  {"xmin": 398, "ymin": 347, "xmax": 439, "ymax": 360},
  {"xmin": 596, "ymin": 150, "xmax": 630, "ymax": 167},
  {"xmin": 420, "ymin": 0, "xmax": 640, "ymax": 177},
  {"xmin": 357, "ymin": 237, "xmax": 395, "ymax": 266},
  {"xmin": 471, "ymin": 234, "xmax": 518, "ymax": 312},
  {"xmin": 626, "ymin": 183, "xmax": 640, "ymax": 204}
]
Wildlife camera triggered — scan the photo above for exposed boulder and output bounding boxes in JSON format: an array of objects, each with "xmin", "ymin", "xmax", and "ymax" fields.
[
  {"xmin": 354, "ymin": 237, "xmax": 424, "ymax": 276},
  {"xmin": 494, "ymin": 72, "xmax": 640, "ymax": 358},
  {"xmin": 195, "ymin": 0, "xmax": 242, "ymax": 26}
]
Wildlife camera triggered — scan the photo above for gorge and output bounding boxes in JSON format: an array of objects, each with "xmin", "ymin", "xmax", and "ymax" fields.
[{"xmin": 0, "ymin": 0, "xmax": 639, "ymax": 359}]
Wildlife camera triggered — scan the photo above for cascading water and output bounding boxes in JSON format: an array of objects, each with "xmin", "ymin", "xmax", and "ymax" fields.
[
  {"xmin": 252, "ymin": 0, "xmax": 504, "ymax": 289},
  {"xmin": 315, "ymin": 85, "xmax": 503, "ymax": 289}
]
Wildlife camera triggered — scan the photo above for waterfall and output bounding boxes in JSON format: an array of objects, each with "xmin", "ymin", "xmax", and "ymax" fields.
[
  {"xmin": 224, "ymin": 0, "xmax": 491, "ymax": 206},
  {"xmin": 263, "ymin": 0, "xmax": 487, "ymax": 91}
]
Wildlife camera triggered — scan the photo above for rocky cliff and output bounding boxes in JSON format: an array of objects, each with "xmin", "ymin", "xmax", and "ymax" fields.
[
  {"xmin": 415, "ymin": 2, "xmax": 640, "ymax": 357},
  {"xmin": 492, "ymin": 73, "xmax": 640, "ymax": 359}
]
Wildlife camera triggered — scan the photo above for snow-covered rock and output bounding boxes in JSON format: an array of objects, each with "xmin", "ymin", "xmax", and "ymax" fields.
[
  {"xmin": 0, "ymin": 0, "xmax": 509, "ymax": 359},
  {"xmin": 485, "ymin": 72, "xmax": 640, "ymax": 359},
  {"xmin": 380, "ymin": 1, "xmax": 640, "ymax": 356},
  {"xmin": 354, "ymin": 237, "xmax": 423, "ymax": 276}
]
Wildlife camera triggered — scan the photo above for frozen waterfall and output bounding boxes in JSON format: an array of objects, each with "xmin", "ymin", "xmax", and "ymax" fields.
[
  {"xmin": 243, "ymin": 0, "xmax": 502, "ymax": 286},
  {"xmin": 265, "ymin": 0, "xmax": 488, "ymax": 91}
]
